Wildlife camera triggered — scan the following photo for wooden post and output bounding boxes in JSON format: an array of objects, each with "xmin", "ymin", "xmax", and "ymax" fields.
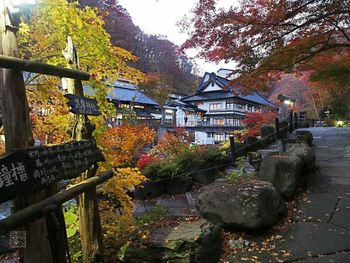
[
  {"xmin": 44, "ymin": 205, "xmax": 69, "ymax": 263},
  {"xmin": 294, "ymin": 112, "xmax": 298, "ymax": 129},
  {"xmin": 275, "ymin": 117, "xmax": 280, "ymax": 139},
  {"xmin": 289, "ymin": 111, "xmax": 293, "ymax": 133},
  {"xmin": 229, "ymin": 135, "xmax": 236, "ymax": 163},
  {"xmin": 63, "ymin": 36, "xmax": 104, "ymax": 263},
  {"xmin": 0, "ymin": 3, "xmax": 53, "ymax": 262}
]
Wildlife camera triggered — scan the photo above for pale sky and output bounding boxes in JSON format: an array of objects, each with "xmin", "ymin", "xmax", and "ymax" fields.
[{"xmin": 118, "ymin": 0, "xmax": 237, "ymax": 76}]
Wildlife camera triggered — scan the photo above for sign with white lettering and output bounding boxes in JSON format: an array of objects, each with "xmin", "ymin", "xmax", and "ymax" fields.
[
  {"xmin": 0, "ymin": 140, "xmax": 104, "ymax": 203},
  {"xmin": 65, "ymin": 94, "xmax": 101, "ymax": 116}
]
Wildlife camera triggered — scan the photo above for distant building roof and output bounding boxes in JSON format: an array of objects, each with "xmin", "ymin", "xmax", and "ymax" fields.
[
  {"xmin": 83, "ymin": 80, "xmax": 159, "ymax": 106},
  {"xmin": 110, "ymin": 81, "xmax": 159, "ymax": 106},
  {"xmin": 182, "ymin": 72, "xmax": 276, "ymax": 108}
]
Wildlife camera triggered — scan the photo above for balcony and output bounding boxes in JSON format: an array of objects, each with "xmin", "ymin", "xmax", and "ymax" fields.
[
  {"xmin": 110, "ymin": 119, "xmax": 176, "ymax": 129},
  {"xmin": 181, "ymin": 122, "xmax": 242, "ymax": 133}
]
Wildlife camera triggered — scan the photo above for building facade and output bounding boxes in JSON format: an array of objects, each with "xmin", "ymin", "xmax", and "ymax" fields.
[{"xmin": 173, "ymin": 72, "xmax": 276, "ymax": 144}]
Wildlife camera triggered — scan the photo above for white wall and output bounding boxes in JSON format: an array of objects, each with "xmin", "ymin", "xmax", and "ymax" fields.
[
  {"xmin": 202, "ymin": 83, "xmax": 222, "ymax": 92},
  {"xmin": 194, "ymin": 131, "xmax": 214, "ymax": 145}
]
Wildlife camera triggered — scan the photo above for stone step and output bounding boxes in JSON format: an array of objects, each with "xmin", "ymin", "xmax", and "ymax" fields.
[{"xmin": 186, "ymin": 192, "xmax": 197, "ymax": 214}]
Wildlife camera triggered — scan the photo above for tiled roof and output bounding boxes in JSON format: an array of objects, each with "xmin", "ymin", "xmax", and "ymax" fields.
[
  {"xmin": 83, "ymin": 81, "xmax": 159, "ymax": 106},
  {"xmin": 110, "ymin": 81, "xmax": 159, "ymax": 106},
  {"xmin": 183, "ymin": 72, "xmax": 275, "ymax": 108}
]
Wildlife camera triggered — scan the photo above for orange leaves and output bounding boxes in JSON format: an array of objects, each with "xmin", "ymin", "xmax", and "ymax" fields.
[
  {"xmin": 97, "ymin": 124, "xmax": 155, "ymax": 168},
  {"xmin": 150, "ymin": 127, "xmax": 191, "ymax": 159}
]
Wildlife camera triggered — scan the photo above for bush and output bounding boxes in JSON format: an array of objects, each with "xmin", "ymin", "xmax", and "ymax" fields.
[{"xmin": 141, "ymin": 145, "xmax": 226, "ymax": 183}]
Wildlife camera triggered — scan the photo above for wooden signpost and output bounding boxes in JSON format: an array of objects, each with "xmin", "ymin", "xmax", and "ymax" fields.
[
  {"xmin": 65, "ymin": 94, "xmax": 101, "ymax": 116},
  {"xmin": 0, "ymin": 29, "xmax": 109, "ymax": 262},
  {"xmin": 0, "ymin": 140, "xmax": 104, "ymax": 203}
]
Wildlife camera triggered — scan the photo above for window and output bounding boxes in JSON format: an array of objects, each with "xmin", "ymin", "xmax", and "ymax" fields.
[
  {"xmin": 226, "ymin": 118, "xmax": 242, "ymax": 126},
  {"xmin": 236, "ymin": 104, "xmax": 244, "ymax": 111},
  {"xmin": 214, "ymin": 133, "xmax": 225, "ymax": 142},
  {"xmin": 213, "ymin": 118, "xmax": 225, "ymax": 126},
  {"xmin": 226, "ymin": 101, "xmax": 234, "ymax": 110},
  {"xmin": 209, "ymin": 103, "xmax": 221, "ymax": 111}
]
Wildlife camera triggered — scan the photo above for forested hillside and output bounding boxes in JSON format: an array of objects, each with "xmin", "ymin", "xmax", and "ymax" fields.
[{"xmin": 79, "ymin": 0, "xmax": 199, "ymax": 95}]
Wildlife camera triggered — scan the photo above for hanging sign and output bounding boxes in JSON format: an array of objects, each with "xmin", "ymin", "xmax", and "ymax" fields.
[
  {"xmin": 65, "ymin": 94, "xmax": 101, "ymax": 116},
  {"xmin": 0, "ymin": 140, "xmax": 104, "ymax": 203}
]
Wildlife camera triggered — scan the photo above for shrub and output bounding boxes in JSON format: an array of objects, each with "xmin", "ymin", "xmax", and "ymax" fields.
[
  {"xmin": 141, "ymin": 144, "xmax": 226, "ymax": 183},
  {"xmin": 137, "ymin": 154, "xmax": 156, "ymax": 170}
]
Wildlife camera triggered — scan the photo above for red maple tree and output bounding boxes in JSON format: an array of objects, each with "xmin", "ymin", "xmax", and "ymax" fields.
[{"xmin": 181, "ymin": 0, "xmax": 350, "ymax": 91}]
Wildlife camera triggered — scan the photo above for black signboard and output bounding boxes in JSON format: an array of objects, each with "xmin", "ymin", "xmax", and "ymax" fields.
[
  {"xmin": 65, "ymin": 94, "xmax": 101, "ymax": 116},
  {"xmin": 0, "ymin": 140, "xmax": 104, "ymax": 203}
]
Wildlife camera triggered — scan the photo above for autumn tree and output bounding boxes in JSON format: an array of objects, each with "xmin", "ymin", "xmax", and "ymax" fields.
[
  {"xmin": 18, "ymin": 0, "xmax": 146, "ymax": 141},
  {"xmin": 78, "ymin": 0, "xmax": 199, "ymax": 95},
  {"xmin": 242, "ymin": 111, "xmax": 277, "ymax": 138},
  {"xmin": 182, "ymin": 0, "xmax": 350, "ymax": 90},
  {"xmin": 97, "ymin": 124, "xmax": 155, "ymax": 213},
  {"xmin": 308, "ymin": 50, "xmax": 350, "ymax": 119},
  {"xmin": 17, "ymin": 0, "xmax": 148, "ymax": 258}
]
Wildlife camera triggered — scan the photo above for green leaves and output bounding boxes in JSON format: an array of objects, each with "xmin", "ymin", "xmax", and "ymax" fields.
[{"xmin": 64, "ymin": 208, "xmax": 79, "ymax": 238}]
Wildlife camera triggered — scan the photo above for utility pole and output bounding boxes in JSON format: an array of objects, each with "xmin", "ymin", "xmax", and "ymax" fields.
[{"xmin": 0, "ymin": 2, "xmax": 52, "ymax": 262}]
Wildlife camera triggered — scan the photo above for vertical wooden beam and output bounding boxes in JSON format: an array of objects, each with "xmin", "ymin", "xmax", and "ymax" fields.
[
  {"xmin": 275, "ymin": 117, "xmax": 280, "ymax": 139},
  {"xmin": 229, "ymin": 135, "xmax": 236, "ymax": 163},
  {"xmin": 44, "ymin": 205, "xmax": 69, "ymax": 263},
  {"xmin": 63, "ymin": 36, "xmax": 104, "ymax": 263},
  {"xmin": 0, "ymin": 3, "xmax": 53, "ymax": 263},
  {"xmin": 294, "ymin": 112, "xmax": 298, "ymax": 129}
]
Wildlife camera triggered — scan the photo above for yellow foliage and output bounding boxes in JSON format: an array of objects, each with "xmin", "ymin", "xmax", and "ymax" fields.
[{"xmin": 102, "ymin": 167, "xmax": 146, "ymax": 216}]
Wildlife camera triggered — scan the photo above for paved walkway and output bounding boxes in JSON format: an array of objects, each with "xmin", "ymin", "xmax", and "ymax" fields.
[
  {"xmin": 277, "ymin": 127, "xmax": 350, "ymax": 262},
  {"xmin": 134, "ymin": 127, "xmax": 350, "ymax": 262}
]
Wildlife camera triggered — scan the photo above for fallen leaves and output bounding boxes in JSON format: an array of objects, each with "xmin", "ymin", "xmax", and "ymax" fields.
[{"xmin": 219, "ymin": 200, "xmax": 297, "ymax": 262}]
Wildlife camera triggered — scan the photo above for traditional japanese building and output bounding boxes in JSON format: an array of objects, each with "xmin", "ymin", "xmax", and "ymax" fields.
[
  {"xmin": 177, "ymin": 72, "xmax": 276, "ymax": 144},
  {"xmin": 101, "ymin": 80, "xmax": 163, "ymax": 128}
]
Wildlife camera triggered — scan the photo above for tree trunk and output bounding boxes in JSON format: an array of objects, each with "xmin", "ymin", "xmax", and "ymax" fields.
[
  {"xmin": 160, "ymin": 106, "xmax": 165, "ymax": 127},
  {"xmin": 310, "ymin": 95, "xmax": 320, "ymax": 121},
  {"xmin": 63, "ymin": 36, "xmax": 104, "ymax": 263},
  {"xmin": 0, "ymin": 3, "xmax": 53, "ymax": 263}
]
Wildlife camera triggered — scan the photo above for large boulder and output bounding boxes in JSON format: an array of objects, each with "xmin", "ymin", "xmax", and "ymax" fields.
[
  {"xmin": 196, "ymin": 180, "xmax": 286, "ymax": 231},
  {"xmin": 296, "ymin": 130, "xmax": 313, "ymax": 146},
  {"xmin": 285, "ymin": 142, "xmax": 316, "ymax": 172},
  {"xmin": 124, "ymin": 219, "xmax": 222, "ymax": 263},
  {"xmin": 258, "ymin": 153, "xmax": 303, "ymax": 200}
]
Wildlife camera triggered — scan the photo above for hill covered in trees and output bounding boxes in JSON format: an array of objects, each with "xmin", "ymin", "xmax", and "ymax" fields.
[{"xmin": 78, "ymin": 0, "xmax": 199, "ymax": 96}]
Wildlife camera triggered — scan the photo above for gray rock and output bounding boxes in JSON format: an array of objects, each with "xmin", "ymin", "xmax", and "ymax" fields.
[
  {"xmin": 196, "ymin": 180, "xmax": 286, "ymax": 231},
  {"xmin": 296, "ymin": 130, "xmax": 313, "ymax": 146},
  {"xmin": 258, "ymin": 153, "xmax": 303, "ymax": 200},
  {"xmin": 285, "ymin": 142, "xmax": 316, "ymax": 171},
  {"xmin": 125, "ymin": 219, "xmax": 222, "ymax": 263}
]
